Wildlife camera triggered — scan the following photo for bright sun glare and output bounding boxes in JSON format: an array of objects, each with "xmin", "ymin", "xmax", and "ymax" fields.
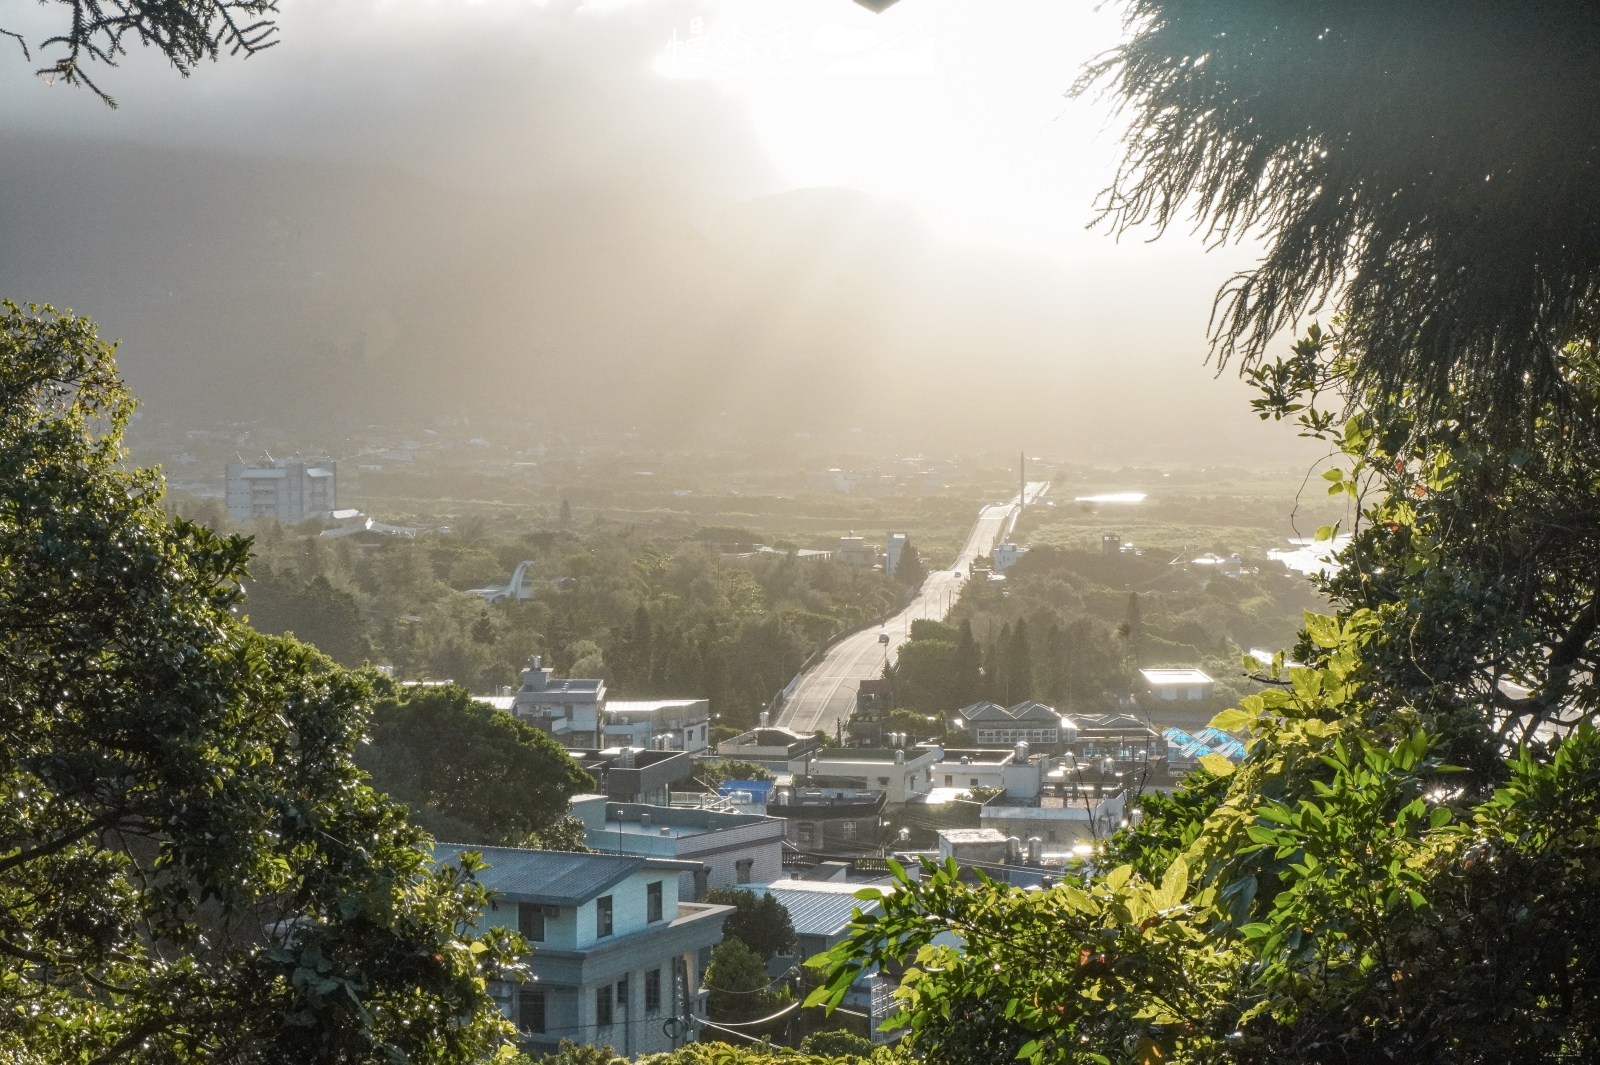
[{"xmin": 651, "ymin": 0, "xmax": 1129, "ymax": 255}]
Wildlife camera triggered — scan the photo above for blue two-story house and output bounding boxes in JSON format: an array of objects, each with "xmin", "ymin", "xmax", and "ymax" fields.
[{"xmin": 432, "ymin": 844, "xmax": 731, "ymax": 1056}]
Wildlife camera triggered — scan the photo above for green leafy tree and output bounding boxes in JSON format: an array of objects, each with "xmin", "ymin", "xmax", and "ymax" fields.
[
  {"xmin": 694, "ymin": 760, "xmax": 778, "ymax": 787},
  {"xmin": 242, "ymin": 567, "xmax": 371, "ymax": 666},
  {"xmin": 704, "ymin": 937, "xmax": 791, "ymax": 1024},
  {"xmin": 0, "ymin": 303, "xmax": 520, "ymax": 1063},
  {"xmin": 704, "ymin": 887, "xmax": 797, "ymax": 960},
  {"xmin": 524, "ymin": 814, "xmax": 590, "ymax": 853},
  {"xmin": 360, "ymin": 684, "xmax": 594, "ymax": 846}
]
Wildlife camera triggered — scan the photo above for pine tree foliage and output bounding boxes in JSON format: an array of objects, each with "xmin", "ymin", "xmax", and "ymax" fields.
[
  {"xmin": 1077, "ymin": 0, "xmax": 1600, "ymax": 440},
  {"xmin": 3, "ymin": 0, "xmax": 280, "ymax": 107}
]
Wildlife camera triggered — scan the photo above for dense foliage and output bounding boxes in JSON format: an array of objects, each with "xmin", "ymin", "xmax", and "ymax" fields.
[
  {"xmin": 359, "ymin": 683, "xmax": 594, "ymax": 846},
  {"xmin": 210, "ymin": 510, "xmax": 905, "ymax": 730},
  {"xmin": 704, "ymin": 887, "xmax": 798, "ymax": 960},
  {"xmin": 1078, "ymin": 0, "xmax": 1600, "ymax": 439},
  {"xmin": 885, "ymin": 550, "xmax": 1314, "ymax": 719},
  {"xmin": 705, "ymin": 938, "xmax": 793, "ymax": 1025},
  {"xmin": 0, "ymin": 303, "xmax": 520, "ymax": 1062}
]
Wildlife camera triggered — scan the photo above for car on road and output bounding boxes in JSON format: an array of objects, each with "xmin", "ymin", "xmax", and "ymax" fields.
[{"xmin": 879, "ymin": 632, "xmax": 891, "ymax": 644}]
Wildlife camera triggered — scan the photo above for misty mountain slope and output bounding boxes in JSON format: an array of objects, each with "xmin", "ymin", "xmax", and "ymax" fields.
[{"xmin": 0, "ymin": 138, "xmax": 1271, "ymax": 455}]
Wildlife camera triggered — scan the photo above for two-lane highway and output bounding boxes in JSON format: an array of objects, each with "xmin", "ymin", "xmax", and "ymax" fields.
[{"xmin": 776, "ymin": 481, "xmax": 1050, "ymax": 737}]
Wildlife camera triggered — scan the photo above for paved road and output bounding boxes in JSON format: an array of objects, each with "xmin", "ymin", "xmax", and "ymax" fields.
[{"xmin": 775, "ymin": 481, "xmax": 1052, "ymax": 737}]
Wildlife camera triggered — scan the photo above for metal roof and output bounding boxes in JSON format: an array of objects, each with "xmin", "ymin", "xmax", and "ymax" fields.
[
  {"xmin": 762, "ymin": 880, "xmax": 892, "ymax": 938},
  {"xmin": 430, "ymin": 844, "xmax": 700, "ymax": 907}
]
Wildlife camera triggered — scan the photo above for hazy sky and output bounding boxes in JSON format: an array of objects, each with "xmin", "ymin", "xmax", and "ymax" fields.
[{"xmin": 0, "ymin": 0, "xmax": 1314, "ymax": 462}]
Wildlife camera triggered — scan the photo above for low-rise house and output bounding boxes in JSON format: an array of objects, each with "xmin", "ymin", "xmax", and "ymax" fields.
[
  {"xmin": 571, "ymin": 795, "xmax": 786, "ymax": 900},
  {"xmin": 1069, "ymin": 713, "xmax": 1168, "ymax": 767},
  {"xmin": 432, "ymin": 844, "xmax": 729, "ymax": 1058},
  {"xmin": 789, "ymin": 746, "xmax": 941, "ymax": 805},
  {"xmin": 979, "ymin": 786, "xmax": 1127, "ymax": 848},
  {"xmin": 566, "ymin": 748, "xmax": 693, "ymax": 806},
  {"xmin": 933, "ymin": 747, "xmax": 1049, "ymax": 799},
  {"xmin": 716, "ymin": 727, "xmax": 823, "ymax": 765},
  {"xmin": 992, "ymin": 542, "xmax": 1029, "ymax": 572},
  {"xmin": 952, "ymin": 701, "xmax": 1076, "ymax": 754},
  {"xmin": 604, "ymin": 699, "xmax": 711, "ymax": 754},
  {"xmin": 511, "ymin": 656, "xmax": 607, "ymax": 747},
  {"xmin": 1139, "ymin": 668, "xmax": 1215, "ymax": 702},
  {"xmin": 835, "ymin": 535, "xmax": 880, "ymax": 567},
  {"xmin": 768, "ymin": 786, "xmax": 888, "ymax": 854}
]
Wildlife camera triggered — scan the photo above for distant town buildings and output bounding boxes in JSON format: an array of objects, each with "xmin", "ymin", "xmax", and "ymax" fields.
[
  {"xmin": 571, "ymin": 794, "xmax": 785, "ymax": 900},
  {"xmin": 225, "ymin": 458, "xmax": 336, "ymax": 523}
]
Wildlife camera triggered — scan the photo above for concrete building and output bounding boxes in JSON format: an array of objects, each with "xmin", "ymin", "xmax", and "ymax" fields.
[
  {"xmin": 884, "ymin": 532, "xmax": 908, "ymax": 575},
  {"xmin": 511, "ymin": 656, "xmax": 606, "ymax": 746},
  {"xmin": 835, "ymin": 534, "xmax": 881, "ymax": 568},
  {"xmin": 1070, "ymin": 713, "xmax": 1169, "ymax": 766},
  {"xmin": 572, "ymin": 795, "xmax": 786, "ymax": 900},
  {"xmin": 225, "ymin": 458, "xmax": 336, "ymax": 523},
  {"xmin": 790, "ymin": 746, "xmax": 941, "ymax": 805},
  {"xmin": 434, "ymin": 844, "xmax": 728, "ymax": 1057},
  {"xmin": 564, "ymin": 749, "xmax": 693, "ymax": 806},
  {"xmin": 604, "ymin": 699, "xmax": 711, "ymax": 754},
  {"xmin": 992, "ymin": 542, "xmax": 1029, "ymax": 572},
  {"xmin": 932, "ymin": 747, "xmax": 1049, "ymax": 799},
  {"xmin": 1139, "ymin": 668, "xmax": 1216, "ymax": 701},
  {"xmin": 716, "ymin": 727, "xmax": 823, "ymax": 766},
  {"xmin": 767, "ymin": 786, "xmax": 888, "ymax": 855},
  {"xmin": 953, "ymin": 701, "xmax": 1077, "ymax": 754},
  {"xmin": 980, "ymin": 787, "xmax": 1127, "ymax": 848}
]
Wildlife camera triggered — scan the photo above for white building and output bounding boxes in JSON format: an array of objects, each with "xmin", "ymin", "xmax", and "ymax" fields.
[
  {"xmin": 604, "ymin": 699, "xmax": 711, "ymax": 754},
  {"xmin": 571, "ymin": 795, "xmax": 786, "ymax": 900},
  {"xmin": 993, "ymin": 542, "xmax": 1028, "ymax": 572},
  {"xmin": 789, "ymin": 746, "xmax": 941, "ymax": 805},
  {"xmin": 884, "ymin": 532, "xmax": 908, "ymax": 575},
  {"xmin": 1139, "ymin": 668, "xmax": 1216, "ymax": 701},
  {"xmin": 434, "ymin": 844, "xmax": 729, "ymax": 1057},
  {"xmin": 225, "ymin": 458, "xmax": 336, "ymax": 523},
  {"xmin": 510, "ymin": 655, "xmax": 607, "ymax": 747},
  {"xmin": 835, "ymin": 535, "xmax": 880, "ymax": 568}
]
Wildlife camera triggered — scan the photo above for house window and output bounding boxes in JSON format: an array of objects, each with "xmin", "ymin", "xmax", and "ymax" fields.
[
  {"xmin": 1047, "ymin": 831, "xmax": 1057, "ymax": 843},
  {"xmin": 876, "ymin": 776, "xmax": 890, "ymax": 786},
  {"xmin": 518, "ymin": 987, "xmax": 546, "ymax": 1034},
  {"xmin": 647, "ymin": 881, "xmax": 663, "ymax": 923},
  {"xmin": 518, "ymin": 903, "xmax": 545, "ymax": 943},
  {"xmin": 735, "ymin": 858, "xmax": 754, "ymax": 884},
  {"xmin": 797, "ymin": 822, "xmax": 815, "ymax": 846},
  {"xmin": 616, "ymin": 974, "xmax": 630, "ymax": 1010},
  {"xmin": 840, "ymin": 821, "xmax": 857, "ymax": 840},
  {"xmin": 596, "ymin": 895, "xmax": 614, "ymax": 938},
  {"xmin": 645, "ymin": 969, "xmax": 662, "ymax": 1013},
  {"xmin": 970, "ymin": 778, "xmax": 980, "ymax": 787},
  {"xmin": 944, "ymin": 774, "xmax": 953, "ymax": 786},
  {"xmin": 596, "ymin": 984, "xmax": 613, "ymax": 1027}
]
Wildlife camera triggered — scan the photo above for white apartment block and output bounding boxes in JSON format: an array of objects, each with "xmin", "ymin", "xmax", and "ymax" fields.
[{"xmin": 226, "ymin": 459, "xmax": 337, "ymax": 523}]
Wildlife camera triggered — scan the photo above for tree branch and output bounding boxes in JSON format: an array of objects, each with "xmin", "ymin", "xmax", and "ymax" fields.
[{"xmin": 0, "ymin": 811, "xmax": 120, "ymax": 876}]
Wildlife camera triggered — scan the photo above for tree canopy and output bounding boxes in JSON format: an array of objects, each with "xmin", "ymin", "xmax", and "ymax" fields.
[
  {"xmin": 0, "ymin": 303, "xmax": 519, "ymax": 1062},
  {"xmin": 2, "ymin": 0, "xmax": 279, "ymax": 106},
  {"xmin": 1078, "ymin": 0, "xmax": 1600, "ymax": 439},
  {"xmin": 359, "ymin": 683, "xmax": 594, "ymax": 847},
  {"xmin": 704, "ymin": 887, "xmax": 797, "ymax": 960}
]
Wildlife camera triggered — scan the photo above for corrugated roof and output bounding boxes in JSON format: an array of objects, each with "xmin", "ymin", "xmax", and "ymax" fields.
[
  {"xmin": 762, "ymin": 880, "xmax": 892, "ymax": 938},
  {"xmin": 430, "ymin": 844, "xmax": 699, "ymax": 907}
]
